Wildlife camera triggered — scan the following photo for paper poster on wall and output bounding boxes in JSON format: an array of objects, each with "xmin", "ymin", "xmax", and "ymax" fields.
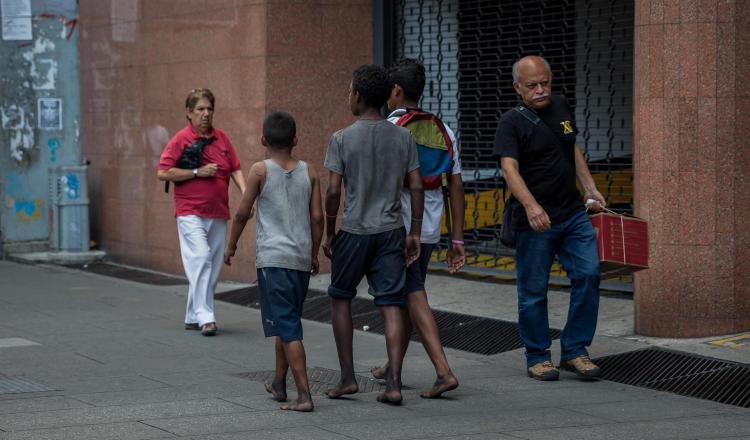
[
  {"xmin": 38, "ymin": 98, "xmax": 62, "ymax": 130},
  {"xmin": 1, "ymin": 0, "xmax": 33, "ymax": 40}
]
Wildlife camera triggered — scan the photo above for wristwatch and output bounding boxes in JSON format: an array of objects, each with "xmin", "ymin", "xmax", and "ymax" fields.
[{"xmin": 192, "ymin": 168, "xmax": 198, "ymax": 178}]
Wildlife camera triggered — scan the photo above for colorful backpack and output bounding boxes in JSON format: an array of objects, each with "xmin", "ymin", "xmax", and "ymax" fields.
[{"xmin": 395, "ymin": 109, "xmax": 454, "ymax": 190}]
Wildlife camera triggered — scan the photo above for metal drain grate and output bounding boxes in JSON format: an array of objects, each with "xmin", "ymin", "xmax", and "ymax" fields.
[
  {"xmin": 233, "ymin": 366, "xmax": 403, "ymax": 395},
  {"xmin": 216, "ymin": 288, "xmax": 561, "ymax": 356},
  {"xmin": 594, "ymin": 347, "xmax": 750, "ymax": 408},
  {"xmin": 0, "ymin": 376, "xmax": 56, "ymax": 394},
  {"xmin": 65, "ymin": 263, "xmax": 187, "ymax": 285},
  {"xmin": 215, "ymin": 285, "xmax": 261, "ymax": 307}
]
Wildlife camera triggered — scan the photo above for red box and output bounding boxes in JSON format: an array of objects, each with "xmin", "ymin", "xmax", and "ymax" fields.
[{"xmin": 589, "ymin": 213, "xmax": 649, "ymax": 279}]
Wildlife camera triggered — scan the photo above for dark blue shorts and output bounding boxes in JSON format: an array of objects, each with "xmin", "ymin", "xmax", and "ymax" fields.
[
  {"xmin": 328, "ymin": 228, "xmax": 406, "ymax": 307},
  {"xmin": 403, "ymin": 243, "xmax": 436, "ymax": 295},
  {"xmin": 257, "ymin": 267, "xmax": 310, "ymax": 342}
]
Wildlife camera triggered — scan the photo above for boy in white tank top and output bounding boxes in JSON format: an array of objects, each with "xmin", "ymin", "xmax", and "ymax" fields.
[{"xmin": 224, "ymin": 111, "xmax": 324, "ymax": 412}]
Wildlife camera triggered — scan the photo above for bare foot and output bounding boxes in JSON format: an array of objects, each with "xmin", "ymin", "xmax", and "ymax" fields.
[
  {"xmin": 265, "ymin": 380, "xmax": 287, "ymax": 402},
  {"xmin": 376, "ymin": 389, "xmax": 403, "ymax": 405},
  {"xmin": 325, "ymin": 381, "xmax": 358, "ymax": 399},
  {"xmin": 370, "ymin": 365, "xmax": 387, "ymax": 381},
  {"xmin": 280, "ymin": 396, "xmax": 314, "ymax": 412},
  {"xmin": 420, "ymin": 372, "xmax": 459, "ymax": 398}
]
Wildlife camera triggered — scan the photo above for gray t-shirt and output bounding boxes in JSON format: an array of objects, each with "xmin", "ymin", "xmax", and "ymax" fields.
[{"xmin": 324, "ymin": 119, "xmax": 419, "ymax": 235}]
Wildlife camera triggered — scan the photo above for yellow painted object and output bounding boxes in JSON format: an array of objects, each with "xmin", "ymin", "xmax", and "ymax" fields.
[
  {"xmin": 442, "ymin": 168, "xmax": 633, "ymax": 234},
  {"xmin": 590, "ymin": 168, "xmax": 633, "ymax": 206},
  {"xmin": 708, "ymin": 333, "xmax": 750, "ymax": 351},
  {"xmin": 407, "ymin": 120, "xmax": 450, "ymax": 150},
  {"xmin": 436, "ymin": 168, "xmax": 633, "ymax": 284},
  {"xmin": 440, "ymin": 188, "xmax": 505, "ymax": 233}
]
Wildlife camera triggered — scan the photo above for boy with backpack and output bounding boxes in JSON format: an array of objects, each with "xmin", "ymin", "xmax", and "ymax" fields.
[
  {"xmin": 323, "ymin": 64, "xmax": 424, "ymax": 405},
  {"xmin": 224, "ymin": 111, "xmax": 323, "ymax": 412},
  {"xmin": 370, "ymin": 58, "xmax": 465, "ymax": 398}
]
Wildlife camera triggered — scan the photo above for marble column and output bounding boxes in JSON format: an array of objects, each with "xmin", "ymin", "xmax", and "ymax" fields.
[{"xmin": 633, "ymin": 0, "xmax": 750, "ymax": 337}]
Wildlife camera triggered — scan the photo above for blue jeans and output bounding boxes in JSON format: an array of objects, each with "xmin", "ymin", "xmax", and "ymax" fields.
[{"xmin": 515, "ymin": 210, "xmax": 600, "ymax": 367}]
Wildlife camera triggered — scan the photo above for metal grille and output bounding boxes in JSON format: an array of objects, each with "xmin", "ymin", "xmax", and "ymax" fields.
[
  {"xmin": 233, "ymin": 367, "xmax": 394, "ymax": 395},
  {"xmin": 394, "ymin": 0, "xmax": 460, "ymax": 132},
  {"xmin": 0, "ymin": 376, "xmax": 56, "ymax": 394},
  {"xmin": 216, "ymin": 288, "xmax": 561, "ymax": 356},
  {"xmin": 66, "ymin": 262, "xmax": 187, "ymax": 285},
  {"xmin": 390, "ymin": 0, "xmax": 634, "ymax": 275},
  {"xmin": 594, "ymin": 348, "xmax": 750, "ymax": 408}
]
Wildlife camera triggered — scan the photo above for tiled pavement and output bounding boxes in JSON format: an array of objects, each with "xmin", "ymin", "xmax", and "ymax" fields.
[{"xmin": 0, "ymin": 260, "xmax": 748, "ymax": 439}]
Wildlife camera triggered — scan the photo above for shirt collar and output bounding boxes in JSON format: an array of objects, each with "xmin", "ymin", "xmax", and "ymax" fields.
[
  {"xmin": 387, "ymin": 108, "xmax": 408, "ymax": 119},
  {"xmin": 187, "ymin": 123, "xmax": 216, "ymax": 140}
]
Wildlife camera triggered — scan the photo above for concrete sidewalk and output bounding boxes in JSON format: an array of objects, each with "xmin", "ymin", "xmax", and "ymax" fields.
[
  {"xmin": 0, "ymin": 260, "xmax": 748, "ymax": 439},
  {"xmin": 311, "ymin": 271, "xmax": 750, "ymax": 365}
]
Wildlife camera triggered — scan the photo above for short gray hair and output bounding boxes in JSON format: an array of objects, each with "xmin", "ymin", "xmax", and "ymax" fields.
[{"xmin": 512, "ymin": 56, "xmax": 551, "ymax": 82}]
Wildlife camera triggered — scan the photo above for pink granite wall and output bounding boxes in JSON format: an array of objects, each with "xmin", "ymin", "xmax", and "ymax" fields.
[
  {"xmin": 79, "ymin": 1, "xmax": 372, "ymax": 281},
  {"xmin": 264, "ymin": 1, "xmax": 373, "ymax": 276},
  {"xmin": 634, "ymin": 0, "xmax": 750, "ymax": 337}
]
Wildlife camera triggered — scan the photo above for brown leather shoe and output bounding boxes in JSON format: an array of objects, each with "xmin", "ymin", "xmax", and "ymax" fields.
[
  {"xmin": 201, "ymin": 322, "xmax": 217, "ymax": 336},
  {"xmin": 560, "ymin": 355, "xmax": 601, "ymax": 379},
  {"xmin": 527, "ymin": 360, "xmax": 559, "ymax": 381}
]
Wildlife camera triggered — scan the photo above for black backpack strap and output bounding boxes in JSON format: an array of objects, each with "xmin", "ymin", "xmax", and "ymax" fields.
[
  {"xmin": 514, "ymin": 105, "xmax": 541, "ymax": 125},
  {"xmin": 514, "ymin": 104, "xmax": 569, "ymax": 162},
  {"xmin": 503, "ymin": 105, "xmax": 544, "ymax": 205}
]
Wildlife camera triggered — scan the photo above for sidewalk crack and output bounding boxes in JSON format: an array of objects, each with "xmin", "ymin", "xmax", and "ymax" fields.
[
  {"xmin": 138, "ymin": 420, "xmax": 177, "ymax": 436},
  {"xmin": 74, "ymin": 352, "xmax": 105, "ymax": 365},
  {"xmin": 316, "ymin": 425, "xmax": 359, "ymax": 439}
]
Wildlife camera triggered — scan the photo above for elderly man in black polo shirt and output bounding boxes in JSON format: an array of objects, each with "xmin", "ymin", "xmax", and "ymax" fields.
[{"xmin": 494, "ymin": 56, "xmax": 606, "ymax": 381}]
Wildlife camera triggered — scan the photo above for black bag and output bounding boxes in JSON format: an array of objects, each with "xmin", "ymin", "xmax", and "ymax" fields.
[
  {"xmin": 500, "ymin": 195, "xmax": 515, "ymax": 248},
  {"xmin": 499, "ymin": 106, "xmax": 542, "ymax": 249},
  {"xmin": 164, "ymin": 136, "xmax": 215, "ymax": 193}
]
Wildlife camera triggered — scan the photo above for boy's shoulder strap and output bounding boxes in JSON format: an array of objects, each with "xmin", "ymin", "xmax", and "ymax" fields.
[
  {"xmin": 388, "ymin": 108, "xmax": 408, "ymax": 119},
  {"xmin": 514, "ymin": 105, "xmax": 541, "ymax": 126},
  {"xmin": 395, "ymin": 107, "xmax": 432, "ymax": 126}
]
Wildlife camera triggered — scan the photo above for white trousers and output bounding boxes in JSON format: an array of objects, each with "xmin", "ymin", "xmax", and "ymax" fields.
[{"xmin": 176, "ymin": 215, "xmax": 227, "ymax": 326}]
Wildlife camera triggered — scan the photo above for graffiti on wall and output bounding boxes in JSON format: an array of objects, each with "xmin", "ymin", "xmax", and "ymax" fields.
[
  {"xmin": 4, "ymin": 172, "xmax": 42, "ymax": 222},
  {"xmin": 21, "ymin": 37, "xmax": 57, "ymax": 90},
  {"xmin": 47, "ymin": 137, "xmax": 60, "ymax": 162},
  {"xmin": 0, "ymin": 105, "xmax": 35, "ymax": 163},
  {"xmin": 15, "ymin": 199, "xmax": 42, "ymax": 221},
  {"xmin": 0, "ymin": 3, "xmax": 80, "ymax": 243},
  {"xmin": 61, "ymin": 173, "xmax": 79, "ymax": 199},
  {"xmin": 1, "ymin": 23, "xmax": 69, "ymax": 164},
  {"xmin": 36, "ymin": 12, "xmax": 78, "ymax": 41}
]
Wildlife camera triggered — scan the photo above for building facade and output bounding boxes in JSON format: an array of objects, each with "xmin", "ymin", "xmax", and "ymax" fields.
[
  {"xmin": 0, "ymin": 1, "xmax": 746, "ymax": 337},
  {"xmin": 0, "ymin": 0, "xmax": 81, "ymax": 254}
]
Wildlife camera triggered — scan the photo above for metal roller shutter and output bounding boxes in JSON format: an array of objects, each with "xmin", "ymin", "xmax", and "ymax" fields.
[{"xmin": 391, "ymin": 0, "xmax": 634, "ymax": 279}]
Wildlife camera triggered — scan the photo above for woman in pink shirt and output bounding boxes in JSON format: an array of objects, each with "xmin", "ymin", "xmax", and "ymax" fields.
[{"xmin": 157, "ymin": 88, "xmax": 245, "ymax": 336}]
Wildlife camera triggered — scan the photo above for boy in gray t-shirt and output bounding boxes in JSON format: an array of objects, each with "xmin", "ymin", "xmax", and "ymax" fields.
[{"xmin": 323, "ymin": 65, "xmax": 424, "ymax": 405}]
